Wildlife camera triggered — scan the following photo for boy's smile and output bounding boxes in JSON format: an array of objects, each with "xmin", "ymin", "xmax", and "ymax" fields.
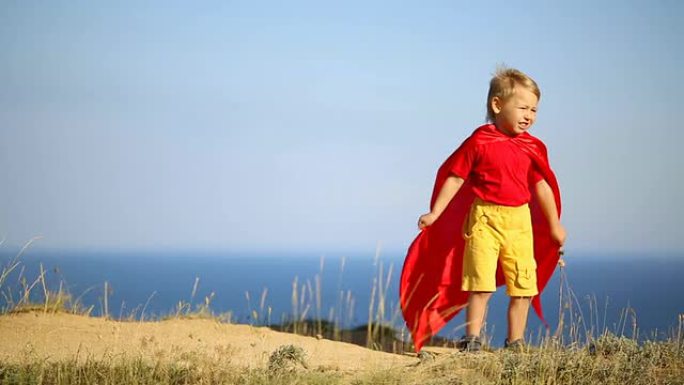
[{"xmin": 491, "ymin": 86, "xmax": 539, "ymax": 137}]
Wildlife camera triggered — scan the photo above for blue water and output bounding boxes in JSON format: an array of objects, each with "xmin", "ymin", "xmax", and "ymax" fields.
[{"xmin": 2, "ymin": 249, "xmax": 683, "ymax": 345}]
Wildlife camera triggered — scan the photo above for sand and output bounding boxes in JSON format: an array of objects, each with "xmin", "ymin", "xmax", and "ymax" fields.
[{"xmin": 0, "ymin": 312, "xmax": 421, "ymax": 372}]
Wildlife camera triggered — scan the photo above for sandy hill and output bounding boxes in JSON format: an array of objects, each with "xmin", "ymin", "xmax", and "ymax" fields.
[{"xmin": 0, "ymin": 312, "xmax": 422, "ymax": 372}]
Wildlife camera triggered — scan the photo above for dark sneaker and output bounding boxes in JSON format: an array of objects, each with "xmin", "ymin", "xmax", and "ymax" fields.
[
  {"xmin": 504, "ymin": 338, "xmax": 525, "ymax": 352},
  {"xmin": 456, "ymin": 335, "xmax": 482, "ymax": 352}
]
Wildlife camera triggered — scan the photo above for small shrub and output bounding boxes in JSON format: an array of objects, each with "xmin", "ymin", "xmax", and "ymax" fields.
[{"xmin": 267, "ymin": 344, "xmax": 309, "ymax": 372}]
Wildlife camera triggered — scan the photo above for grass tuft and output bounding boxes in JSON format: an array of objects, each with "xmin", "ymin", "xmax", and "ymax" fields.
[{"xmin": 268, "ymin": 344, "xmax": 309, "ymax": 372}]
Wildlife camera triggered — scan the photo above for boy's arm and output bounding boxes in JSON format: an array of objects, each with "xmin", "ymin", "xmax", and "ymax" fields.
[
  {"xmin": 534, "ymin": 179, "xmax": 567, "ymax": 246},
  {"xmin": 418, "ymin": 175, "xmax": 465, "ymax": 228}
]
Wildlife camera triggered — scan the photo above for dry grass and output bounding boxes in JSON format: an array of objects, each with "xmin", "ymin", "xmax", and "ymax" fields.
[
  {"xmin": 1, "ymin": 242, "xmax": 683, "ymax": 384},
  {"xmin": 1, "ymin": 334, "xmax": 682, "ymax": 385}
]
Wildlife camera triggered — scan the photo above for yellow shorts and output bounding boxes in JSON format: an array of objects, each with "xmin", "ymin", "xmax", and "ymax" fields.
[{"xmin": 461, "ymin": 198, "xmax": 538, "ymax": 297}]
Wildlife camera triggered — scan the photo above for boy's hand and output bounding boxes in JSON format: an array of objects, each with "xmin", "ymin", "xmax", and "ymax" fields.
[
  {"xmin": 550, "ymin": 223, "xmax": 567, "ymax": 246},
  {"xmin": 418, "ymin": 212, "xmax": 438, "ymax": 229}
]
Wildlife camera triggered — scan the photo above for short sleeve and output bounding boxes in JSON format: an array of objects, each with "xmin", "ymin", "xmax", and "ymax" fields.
[
  {"xmin": 448, "ymin": 139, "xmax": 478, "ymax": 180},
  {"xmin": 528, "ymin": 165, "xmax": 544, "ymax": 186}
]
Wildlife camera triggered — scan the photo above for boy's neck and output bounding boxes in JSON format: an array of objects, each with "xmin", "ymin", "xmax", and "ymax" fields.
[{"xmin": 492, "ymin": 123, "xmax": 522, "ymax": 138}]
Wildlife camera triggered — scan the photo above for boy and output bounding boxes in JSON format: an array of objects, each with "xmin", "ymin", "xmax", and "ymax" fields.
[{"xmin": 400, "ymin": 67, "xmax": 565, "ymax": 353}]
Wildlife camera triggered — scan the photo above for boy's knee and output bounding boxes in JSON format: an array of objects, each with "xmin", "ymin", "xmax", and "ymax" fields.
[
  {"xmin": 470, "ymin": 291, "xmax": 494, "ymax": 300},
  {"xmin": 509, "ymin": 296, "xmax": 532, "ymax": 303}
]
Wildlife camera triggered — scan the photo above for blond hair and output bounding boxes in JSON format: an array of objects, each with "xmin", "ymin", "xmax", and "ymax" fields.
[{"xmin": 486, "ymin": 67, "xmax": 541, "ymax": 122}]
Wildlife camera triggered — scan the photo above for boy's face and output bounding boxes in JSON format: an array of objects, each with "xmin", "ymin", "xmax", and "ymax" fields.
[{"xmin": 491, "ymin": 86, "xmax": 539, "ymax": 136}]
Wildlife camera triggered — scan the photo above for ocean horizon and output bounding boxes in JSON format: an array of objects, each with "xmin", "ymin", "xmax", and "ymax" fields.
[{"xmin": 2, "ymin": 249, "xmax": 683, "ymax": 345}]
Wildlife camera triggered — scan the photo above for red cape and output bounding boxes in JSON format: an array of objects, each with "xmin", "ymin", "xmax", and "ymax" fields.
[{"xmin": 399, "ymin": 124, "xmax": 561, "ymax": 352}]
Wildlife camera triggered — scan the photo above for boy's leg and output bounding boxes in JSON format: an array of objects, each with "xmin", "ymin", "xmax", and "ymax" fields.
[
  {"xmin": 499, "ymin": 204, "xmax": 536, "ymax": 344},
  {"xmin": 462, "ymin": 200, "xmax": 499, "ymax": 338},
  {"xmin": 507, "ymin": 296, "xmax": 531, "ymax": 342},
  {"xmin": 466, "ymin": 291, "xmax": 493, "ymax": 337}
]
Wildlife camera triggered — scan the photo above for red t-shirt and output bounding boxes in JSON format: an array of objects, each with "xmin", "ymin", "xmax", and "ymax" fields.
[{"xmin": 449, "ymin": 125, "xmax": 544, "ymax": 206}]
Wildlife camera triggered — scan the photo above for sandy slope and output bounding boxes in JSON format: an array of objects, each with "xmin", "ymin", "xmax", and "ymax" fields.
[{"xmin": 0, "ymin": 312, "xmax": 419, "ymax": 372}]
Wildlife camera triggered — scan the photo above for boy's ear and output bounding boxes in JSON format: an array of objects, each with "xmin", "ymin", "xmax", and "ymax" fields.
[{"xmin": 491, "ymin": 97, "xmax": 503, "ymax": 115}]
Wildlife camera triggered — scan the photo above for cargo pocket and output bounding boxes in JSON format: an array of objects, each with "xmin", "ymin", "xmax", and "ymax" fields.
[
  {"xmin": 463, "ymin": 214, "xmax": 487, "ymax": 240},
  {"xmin": 514, "ymin": 260, "xmax": 536, "ymax": 290}
]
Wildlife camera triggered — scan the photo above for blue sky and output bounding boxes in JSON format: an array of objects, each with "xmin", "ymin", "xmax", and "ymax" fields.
[{"xmin": 1, "ymin": 1, "xmax": 682, "ymax": 256}]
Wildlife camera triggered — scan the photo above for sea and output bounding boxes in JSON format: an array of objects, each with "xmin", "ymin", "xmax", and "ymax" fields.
[{"xmin": 2, "ymin": 249, "xmax": 683, "ymax": 346}]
